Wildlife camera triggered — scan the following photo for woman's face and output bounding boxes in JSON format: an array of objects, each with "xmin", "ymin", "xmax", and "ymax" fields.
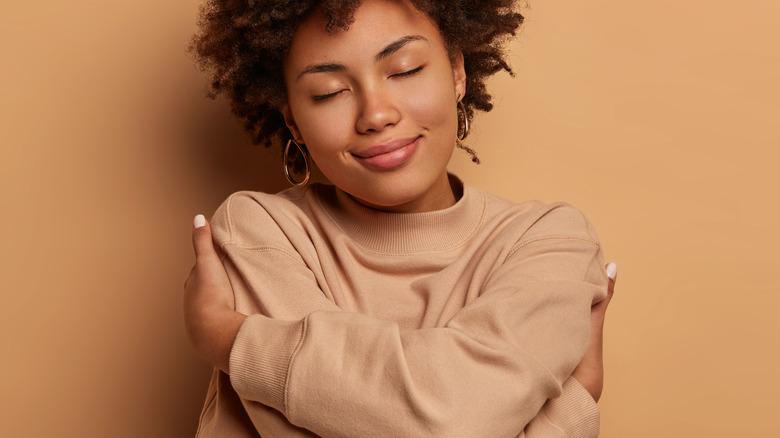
[{"xmin": 282, "ymin": 0, "xmax": 466, "ymax": 213}]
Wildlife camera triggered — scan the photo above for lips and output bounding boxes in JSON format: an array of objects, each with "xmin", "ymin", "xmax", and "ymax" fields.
[{"xmin": 352, "ymin": 137, "xmax": 420, "ymax": 170}]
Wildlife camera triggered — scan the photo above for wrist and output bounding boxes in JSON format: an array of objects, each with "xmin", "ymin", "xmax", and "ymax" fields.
[{"xmin": 193, "ymin": 307, "xmax": 246, "ymax": 373}]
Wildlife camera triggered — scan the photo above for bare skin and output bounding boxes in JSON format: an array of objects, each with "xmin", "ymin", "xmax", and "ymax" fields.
[
  {"xmin": 572, "ymin": 261, "xmax": 616, "ymax": 402},
  {"xmin": 184, "ymin": 216, "xmax": 617, "ymax": 401},
  {"xmin": 183, "ymin": 218, "xmax": 244, "ymax": 374}
]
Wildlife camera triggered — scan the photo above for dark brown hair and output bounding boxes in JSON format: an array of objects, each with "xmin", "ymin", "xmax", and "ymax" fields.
[{"xmin": 190, "ymin": 0, "xmax": 524, "ymax": 150}]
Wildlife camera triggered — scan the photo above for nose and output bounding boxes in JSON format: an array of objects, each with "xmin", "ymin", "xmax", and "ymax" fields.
[{"xmin": 355, "ymin": 87, "xmax": 401, "ymax": 134}]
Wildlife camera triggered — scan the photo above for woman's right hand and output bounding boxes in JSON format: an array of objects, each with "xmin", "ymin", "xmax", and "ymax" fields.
[
  {"xmin": 184, "ymin": 214, "xmax": 246, "ymax": 374},
  {"xmin": 571, "ymin": 262, "xmax": 617, "ymax": 402}
]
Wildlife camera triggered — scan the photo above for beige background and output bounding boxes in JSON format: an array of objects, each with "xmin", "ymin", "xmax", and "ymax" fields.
[{"xmin": 1, "ymin": 1, "xmax": 777, "ymax": 436}]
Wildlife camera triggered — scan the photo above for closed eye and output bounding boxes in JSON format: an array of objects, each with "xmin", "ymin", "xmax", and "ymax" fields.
[
  {"xmin": 313, "ymin": 90, "xmax": 344, "ymax": 102},
  {"xmin": 391, "ymin": 65, "xmax": 424, "ymax": 78}
]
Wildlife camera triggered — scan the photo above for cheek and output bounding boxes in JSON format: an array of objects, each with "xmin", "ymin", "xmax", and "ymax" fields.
[
  {"xmin": 294, "ymin": 114, "xmax": 354, "ymax": 174},
  {"xmin": 401, "ymin": 73, "xmax": 457, "ymax": 133},
  {"xmin": 296, "ymin": 106, "xmax": 353, "ymax": 152}
]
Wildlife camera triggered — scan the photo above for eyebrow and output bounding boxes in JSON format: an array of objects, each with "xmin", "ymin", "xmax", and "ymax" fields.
[
  {"xmin": 375, "ymin": 35, "xmax": 427, "ymax": 62},
  {"xmin": 298, "ymin": 63, "xmax": 346, "ymax": 79},
  {"xmin": 297, "ymin": 35, "xmax": 427, "ymax": 80}
]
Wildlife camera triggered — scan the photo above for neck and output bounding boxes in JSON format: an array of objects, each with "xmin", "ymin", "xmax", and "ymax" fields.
[{"xmin": 348, "ymin": 173, "xmax": 459, "ymax": 214}]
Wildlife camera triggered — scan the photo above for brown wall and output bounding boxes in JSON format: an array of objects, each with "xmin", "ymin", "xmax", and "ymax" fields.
[{"xmin": 1, "ymin": 1, "xmax": 777, "ymax": 436}]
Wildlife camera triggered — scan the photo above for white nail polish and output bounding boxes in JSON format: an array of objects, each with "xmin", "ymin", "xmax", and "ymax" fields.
[
  {"xmin": 194, "ymin": 214, "xmax": 206, "ymax": 229},
  {"xmin": 606, "ymin": 262, "xmax": 618, "ymax": 280}
]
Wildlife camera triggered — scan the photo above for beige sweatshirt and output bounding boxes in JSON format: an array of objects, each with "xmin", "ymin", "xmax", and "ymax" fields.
[{"xmin": 195, "ymin": 176, "xmax": 607, "ymax": 437}]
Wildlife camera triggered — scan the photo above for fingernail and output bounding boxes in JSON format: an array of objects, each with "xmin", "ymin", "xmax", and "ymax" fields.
[
  {"xmin": 606, "ymin": 262, "xmax": 618, "ymax": 280},
  {"xmin": 193, "ymin": 214, "xmax": 206, "ymax": 229}
]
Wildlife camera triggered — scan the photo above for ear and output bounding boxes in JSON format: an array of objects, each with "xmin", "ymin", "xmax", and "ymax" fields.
[
  {"xmin": 451, "ymin": 50, "xmax": 466, "ymax": 101},
  {"xmin": 281, "ymin": 105, "xmax": 304, "ymax": 144}
]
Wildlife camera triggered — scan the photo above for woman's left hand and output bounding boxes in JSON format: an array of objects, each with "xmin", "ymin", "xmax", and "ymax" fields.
[
  {"xmin": 183, "ymin": 214, "xmax": 246, "ymax": 373},
  {"xmin": 570, "ymin": 262, "xmax": 617, "ymax": 402}
]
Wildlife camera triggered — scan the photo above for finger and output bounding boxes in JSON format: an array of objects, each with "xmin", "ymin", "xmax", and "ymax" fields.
[
  {"xmin": 192, "ymin": 214, "xmax": 216, "ymax": 259},
  {"xmin": 591, "ymin": 262, "xmax": 618, "ymax": 319},
  {"xmin": 605, "ymin": 262, "xmax": 617, "ymax": 300}
]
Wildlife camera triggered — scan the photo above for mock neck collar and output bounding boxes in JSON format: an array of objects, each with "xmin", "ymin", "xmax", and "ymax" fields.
[{"xmin": 313, "ymin": 174, "xmax": 486, "ymax": 254}]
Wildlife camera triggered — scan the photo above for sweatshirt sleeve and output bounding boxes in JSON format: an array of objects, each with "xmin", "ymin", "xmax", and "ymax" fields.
[
  {"xmin": 522, "ymin": 377, "xmax": 600, "ymax": 437},
  {"xmin": 218, "ymin": 195, "xmax": 607, "ymax": 438}
]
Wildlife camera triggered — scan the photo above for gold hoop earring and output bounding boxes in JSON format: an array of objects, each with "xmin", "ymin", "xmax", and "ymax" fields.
[
  {"xmin": 283, "ymin": 138, "xmax": 311, "ymax": 186},
  {"xmin": 455, "ymin": 98, "xmax": 480, "ymax": 164},
  {"xmin": 456, "ymin": 99, "xmax": 470, "ymax": 145}
]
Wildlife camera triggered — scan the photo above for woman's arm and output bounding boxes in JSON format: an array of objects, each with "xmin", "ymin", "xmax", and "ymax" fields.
[
  {"xmin": 521, "ymin": 263, "xmax": 616, "ymax": 437},
  {"xmin": 183, "ymin": 214, "xmax": 246, "ymax": 374},
  {"xmin": 185, "ymin": 213, "xmax": 611, "ymax": 438},
  {"xmin": 571, "ymin": 262, "xmax": 616, "ymax": 402}
]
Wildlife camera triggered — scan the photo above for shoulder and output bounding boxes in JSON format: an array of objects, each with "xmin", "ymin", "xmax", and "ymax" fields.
[
  {"xmin": 491, "ymin": 197, "xmax": 606, "ymax": 287},
  {"xmin": 475, "ymin": 187, "xmax": 600, "ymax": 245},
  {"xmin": 520, "ymin": 201, "xmax": 600, "ymax": 244},
  {"xmin": 210, "ymin": 185, "xmax": 323, "ymax": 248}
]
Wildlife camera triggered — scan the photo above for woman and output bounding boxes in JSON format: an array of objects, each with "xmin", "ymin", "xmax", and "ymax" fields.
[{"xmin": 184, "ymin": 0, "xmax": 617, "ymax": 436}]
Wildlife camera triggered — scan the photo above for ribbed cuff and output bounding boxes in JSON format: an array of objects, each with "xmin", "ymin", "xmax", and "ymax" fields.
[
  {"xmin": 543, "ymin": 378, "xmax": 600, "ymax": 437},
  {"xmin": 229, "ymin": 314, "xmax": 306, "ymax": 415}
]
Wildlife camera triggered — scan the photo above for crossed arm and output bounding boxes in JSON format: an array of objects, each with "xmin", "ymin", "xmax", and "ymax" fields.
[{"xmin": 184, "ymin": 215, "xmax": 617, "ymax": 436}]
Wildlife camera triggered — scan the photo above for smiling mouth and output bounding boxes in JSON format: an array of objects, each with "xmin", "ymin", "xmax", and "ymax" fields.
[{"xmin": 352, "ymin": 136, "xmax": 421, "ymax": 170}]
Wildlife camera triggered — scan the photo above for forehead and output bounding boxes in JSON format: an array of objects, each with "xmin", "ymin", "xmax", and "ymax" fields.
[{"xmin": 284, "ymin": 0, "xmax": 444, "ymax": 70}]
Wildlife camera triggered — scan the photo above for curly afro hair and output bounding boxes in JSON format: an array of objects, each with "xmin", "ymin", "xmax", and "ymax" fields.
[{"xmin": 190, "ymin": 0, "xmax": 524, "ymax": 152}]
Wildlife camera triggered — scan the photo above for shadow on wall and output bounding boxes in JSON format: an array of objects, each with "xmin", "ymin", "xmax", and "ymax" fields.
[
  {"xmin": 156, "ymin": 76, "xmax": 297, "ymax": 436},
  {"xmin": 185, "ymin": 94, "xmax": 293, "ymax": 198}
]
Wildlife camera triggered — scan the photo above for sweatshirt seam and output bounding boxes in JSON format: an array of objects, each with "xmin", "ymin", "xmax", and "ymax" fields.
[
  {"xmin": 507, "ymin": 236, "xmax": 608, "ymax": 284},
  {"xmin": 221, "ymin": 242, "xmax": 308, "ymax": 267},
  {"xmin": 222, "ymin": 187, "xmax": 311, "ymax": 246},
  {"xmin": 506, "ymin": 235, "xmax": 600, "ymax": 260},
  {"xmin": 224, "ymin": 192, "xmax": 237, "ymax": 244},
  {"xmin": 283, "ymin": 315, "xmax": 310, "ymax": 421},
  {"xmin": 220, "ymin": 191, "xmax": 310, "ymax": 266}
]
